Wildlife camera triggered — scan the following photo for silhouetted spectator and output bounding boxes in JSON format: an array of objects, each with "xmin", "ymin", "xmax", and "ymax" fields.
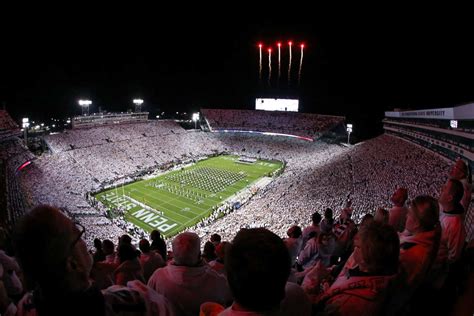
[
  {"xmin": 208, "ymin": 241, "xmax": 229, "ymax": 276},
  {"xmin": 150, "ymin": 230, "xmax": 167, "ymax": 261},
  {"xmin": 202, "ymin": 241, "xmax": 216, "ymax": 263},
  {"xmin": 92, "ymin": 238, "xmax": 106, "ymax": 263},
  {"xmin": 114, "ymin": 243, "xmax": 145, "ymax": 286},
  {"xmin": 210, "ymin": 233, "xmax": 221, "ymax": 247},
  {"xmin": 139, "ymin": 239, "xmax": 165, "ymax": 282},
  {"xmin": 320, "ymin": 208, "xmax": 334, "ymax": 234},
  {"xmin": 374, "ymin": 208, "xmax": 389, "ymax": 225},
  {"xmin": 449, "ymin": 158, "xmax": 471, "ymax": 214},
  {"xmin": 14, "ymin": 205, "xmax": 173, "ymax": 315},
  {"xmin": 301, "ymin": 212, "xmax": 322, "ymax": 251},
  {"xmin": 222, "ymin": 228, "xmax": 311, "ymax": 315}
]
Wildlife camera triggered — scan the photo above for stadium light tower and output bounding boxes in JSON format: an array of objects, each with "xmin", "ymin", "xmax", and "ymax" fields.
[
  {"xmin": 22, "ymin": 118, "xmax": 29, "ymax": 145},
  {"xmin": 78, "ymin": 99, "xmax": 92, "ymax": 116},
  {"xmin": 192, "ymin": 112, "xmax": 200, "ymax": 129},
  {"xmin": 133, "ymin": 99, "xmax": 144, "ymax": 112},
  {"xmin": 346, "ymin": 124, "xmax": 353, "ymax": 145}
]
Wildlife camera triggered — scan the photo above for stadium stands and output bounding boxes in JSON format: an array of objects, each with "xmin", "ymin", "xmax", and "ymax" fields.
[
  {"xmin": 0, "ymin": 137, "xmax": 35, "ymax": 228},
  {"xmin": 0, "ymin": 108, "xmax": 468, "ymax": 250},
  {"xmin": 201, "ymin": 108, "xmax": 344, "ymax": 140},
  {"xmin": 0, "ymin": 110, "xmax": 21, "ymax": 141},
  {"xmin": 16, "ymin": 119, "xmax": 468, "ymax": 248},
  {"xmin": 0, "ymin": 108, "xmax": 472, "ymax": 315}
]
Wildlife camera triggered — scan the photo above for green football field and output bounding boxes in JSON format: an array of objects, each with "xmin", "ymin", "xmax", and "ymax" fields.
[{"xmin": 94, "ymin": 155, "xmax": 283, "ymax": 238}]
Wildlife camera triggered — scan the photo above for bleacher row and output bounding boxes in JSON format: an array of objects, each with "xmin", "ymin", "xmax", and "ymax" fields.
[
  {"xmin": 0, "ymin": 110, "xmax": 21, "ymax": 142},
  {"xmin": 45, "ymin": 120, "xmax": 183, "ymax": 153},
  {"xmin": 385, "ymin": 123, "xmax": 472, "ymax": 152},
  {"xmin": 383, "ymin": 117, "xmax": 474, "ymax": 133},
  {"xmin": 0, "ymin": 138, "xmax": 35, "ymax": 228}
]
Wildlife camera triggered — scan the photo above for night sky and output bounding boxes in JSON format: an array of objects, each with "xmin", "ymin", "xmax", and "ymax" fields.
[{"xmin": 1, "ymin": 11, "xmax": 473, "ymax": 140}]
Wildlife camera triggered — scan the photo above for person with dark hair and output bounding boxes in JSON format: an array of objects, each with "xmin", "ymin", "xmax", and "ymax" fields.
[
  {"xmin": 388, "ymin": 187, "xmax": 409, "ymax": 232},
  {"xmin": 90, "ymin": 239, "xmax": 118, "ymax": 290},
  {"xmin": 92, "ymin": 238, "xmax": 106, "ymax": 263},
  {"xmin": 374, "ymin": 208, "xmax": 389, "ymax": 225},
  {"xmin": 14, "ymin": 205, "xmax": 173, "ymax": 316},
  {"xmin": 208, "ymin": 241, "xmax": 229, "ymax": 276},
  {"xmin": 113, "ymin": 243, "xmax": 145, "ymax": 286},
  {"xmin": 139, "ymin": 239, "xmax": 165, "ymax": 283},
  {"xmin": 320, "ymin": 208, "xmax": 334, "ymax": 234},
  {"xmin": 449, "ymin": 158, "xmax": 471, "ymax": 213},
  {"xmin": 313, "ymin": 222, "xmax": 400, "ymax": 315},
  {"xmin": 301, "ymin": 212, "xmax": 322, "ymax": 251},
  {"xmin": 202, "ymin": 241, "xmax": 217, "ymax": 263},
  {"xmin": 210, "ymin": 233, "xmax": 221, "ymax": 247},
  {"xmin": 222, "ymin": 228, "xmax": 311, "ymax": 315},
  {"xmin": 101, "ymin": 239, "xmax": 117, "ymax": 264},
  {"xmin": 150, "ymin": 230, "xmax": 167, "ymax": 261},
  {"xmin": 297, "ymin": 232, "xmax": 334, "ymax": 271},
  {"xmin": 118, "ymin": 234, "xmax": 132, "ymax": 246}
]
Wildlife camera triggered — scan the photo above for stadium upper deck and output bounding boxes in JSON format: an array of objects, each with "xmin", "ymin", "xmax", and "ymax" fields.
[
  {"xmin": 201, "ymin": 108, "xmax": 345, "ymax": 140},
  {"xmin": 383, "ymin": 103, "xmax": 474, "ymax": 166}
]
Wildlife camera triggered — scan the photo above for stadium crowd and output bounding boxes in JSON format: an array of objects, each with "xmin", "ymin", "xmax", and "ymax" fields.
[
  {"xmin": 9, "ymin": 120, "xmax": 472, "ymax": 252},
  {"xmin": 201, "ymin": 108, "xmax": 344, "ymax": 139},
  {"xmin": 0, "ymin": 116, "xmax": 472, "ymax": 315},
  {"xmin": 0, "ymin": 165, "xmax": 471, "ymax": 315}
]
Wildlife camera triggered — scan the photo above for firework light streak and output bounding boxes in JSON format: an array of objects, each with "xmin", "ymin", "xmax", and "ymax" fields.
[
  {"xmin": 288, "ymin": 41, "xmax": 292, "ymax": 86},
  {"xmin": 268, "ymin": 48, "xmax": 272, "ymax": 87},
  {"xmin": 258, "ymin": 43, "xmax": 263, "ymax": 83},
  {"xmin": 298, "ymin": 43, "xmax": 304, "ymax": 86},
  {"xmin": 277, "ymin": 42, "xmax": 281, "ymax": 85}
]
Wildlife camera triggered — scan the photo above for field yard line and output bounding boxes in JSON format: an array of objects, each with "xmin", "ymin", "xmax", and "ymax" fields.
[
  {"xmin": 138, "ymin": 185, "xmax": 210, "ymax": 214},
  {"xmin": 181, "ymin": 212, "xmax": 207, "ymax": 228},
  {"xmin": 129, "ymin": 188, "xmax": 211, "ymax": 234},
  {"xmin": 122, "ymin": 195, "xmax": 190, "ymax": 226},
  {"xmin": 129, "ymin": 188, "xmax": 193, "ymax": 222}
]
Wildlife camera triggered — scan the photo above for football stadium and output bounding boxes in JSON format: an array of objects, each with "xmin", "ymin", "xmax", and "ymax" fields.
[
  {"xmin": 1, "ymin": 27, "xmax": 474, "ymax": 315},
  {"xmin": 1, "ymin": 104, "xmax": 472, "ymax": 247},
  {"xmin": 1, "ymin": 102, "xmax": 474, "ymax": 315}
]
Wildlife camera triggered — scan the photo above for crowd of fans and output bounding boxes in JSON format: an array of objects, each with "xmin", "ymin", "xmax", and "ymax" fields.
[
  {"xmin": 201, "ymin": 108, "xmax": 344, "ymax": 139},
  {"xmin": 6, "ymin": 119, "xmax": 470, "ymax": 251},
  {"xmin": 0, "ymin": 172, "xmax": 471, "ymax": 315},
  {"xmin": 45, "ymin": 120, "xmax": 183, "ymax": 153},
  {"xmin": 0, "ymin": 115, "xmax": 472, "ymax": 314},
  {"xmin": 0, "ymin": 138, "xmax": 35, "ymax": 227},
  {"xmin": 0, "ymin": 111, "xmax": 21, "ymax": 141}
]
